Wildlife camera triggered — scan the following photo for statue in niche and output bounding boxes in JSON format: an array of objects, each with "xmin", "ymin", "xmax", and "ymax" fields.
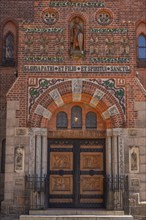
[
  {"xmin": 105, "ymin": 36, "xmax": 114, "ymax": 55},
  {"xmin": 131, "ymin": 149, "xmax": 138, "ymax": 171},
  {"xmin": 5, "ymin": 33, "xmax": 14, "ymax": 60},
  {"xmin": 15, "ymin": 147, "xmax": 24, "ymax": 172},
  {"xmin": 120, "ymin": 36, "xmax": 130, "ymax": 55},
  {"xmin": 70, "ymin": 17, "xmax": 84, "ymax": 55}
]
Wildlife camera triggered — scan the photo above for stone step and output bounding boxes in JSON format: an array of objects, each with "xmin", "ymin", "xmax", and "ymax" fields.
[
  {"xmin": 29, "ymin": 210, "xmax": 125, "ymax": 215},
  {"xmin": 20, "ymin": 215, "xmax": 133, "ymax": 220}
]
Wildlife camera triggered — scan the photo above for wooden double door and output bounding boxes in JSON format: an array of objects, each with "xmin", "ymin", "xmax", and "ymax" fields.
[{"xmin": 48, "ymin": 139, "xmax": 105, "ymax": 208}]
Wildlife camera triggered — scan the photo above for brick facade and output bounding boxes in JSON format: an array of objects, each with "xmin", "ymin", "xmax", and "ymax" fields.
[{"xmin": 0, "ymin": 0, "xmax": 146, "ymax": 219}]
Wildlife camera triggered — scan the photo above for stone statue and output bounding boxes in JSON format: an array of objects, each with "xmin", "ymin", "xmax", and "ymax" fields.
[{"xmin": 70, "ymin": 17, "xmax": 84, "ymax": 54}]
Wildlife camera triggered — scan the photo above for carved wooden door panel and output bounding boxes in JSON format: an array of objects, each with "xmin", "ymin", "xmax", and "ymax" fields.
[
  {"xmin": 79, "ymin": 141, "xmax": 105, "ymax": 208},
  {"xmin": 48, "ymin": 141, "xmax": 74, "ymax": 207},
  {"xmin": 48, "ymin": 139, "xmax": 105, "ymax": 208}
]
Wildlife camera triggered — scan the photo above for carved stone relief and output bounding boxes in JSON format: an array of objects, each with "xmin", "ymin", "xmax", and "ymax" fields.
[
  {"xmin": 90, "ymin": 88, "xmax": 105, "ymax": 107},
  {"xmin": 49, "ymin": 88, "xmax": 64, "ymax": 107},
  {"xmin": 72, "ymin": 79, "xmax": 82, "ymax": 101},
  {"xmin": 89, "ymin": 36, "xmax": 99, "ymax": 55},
  {"xmin": 129, "ymin": 146, "xmax": 139, "ymax": 173},
  {"xmin": 42, "ymin": 8, "xmax": 59, "ymax": 25},
  {"xmin": 55, "ymin": 35, "xmax": 65, "ymax": 55},
  {"xmin": 105, "ymin": 36, "xmax": 114, "ymax": 55},
  {"xmin": 96, "ymin": 10, "xmax": 113, "ymax": 26},
  {"xmin": 15, "ymin": 128, "xmax": 28, "ymax": 136},
  {"xmin": 15, "ymin": 147, "xmax": 24, "ymax": 172},
  {"xmin": 34, "ymin": 104, "xmax": 52, "ymax": 120},
  {"xmin": 39, "ymin": 33, "xmax": 49, "ymax": 54},
  {"xmin": 108, "ymin": 105, "xmax": 119, "ymax": 116},
  {"xmin": 120, "ymin": 36, "xmax": 130, "ymax": 55},
  {"xmin": 24, "ymin": 34, "xmax": 34, "ymax": 54}
]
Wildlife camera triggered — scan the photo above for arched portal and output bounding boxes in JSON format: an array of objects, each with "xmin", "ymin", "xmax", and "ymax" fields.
[{"xmin": 28, "ymin": 79, "xmax": 125, "ymax": 208}]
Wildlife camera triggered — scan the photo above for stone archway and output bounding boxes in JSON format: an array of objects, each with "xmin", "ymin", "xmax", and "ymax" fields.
[{"xmin": 27, "ymin": 78, "xmax": 125, "ymax": 209}]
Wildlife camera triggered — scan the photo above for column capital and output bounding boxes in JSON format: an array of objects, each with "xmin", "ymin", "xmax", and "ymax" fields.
[
  {"xmin": 106, "ymin": 129, "xmax": 112, "ymax": 137},
  {"xmin": 28, "ymin": 128, "xmax": 48, "ymax": 136},
  {"xmin": 112, "ymin": 128, "xmax": 123, "ymax": 136}
]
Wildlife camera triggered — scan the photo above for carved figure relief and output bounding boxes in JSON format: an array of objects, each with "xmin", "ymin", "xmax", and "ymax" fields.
[
  {"xmin": 81, "ymin": 176, "xmax": 102, "ymax": 193},
  {"xmin": 42, "ymin": 9, "xmax": 59, "ymax": 25},
  {"xmin": 39, "ymin": 33, "xmax": 49, "ymax": 54},
  {"xmin": 24, "ymin": 34, "xmax": 34, "ymax": 53},
  {"xmin": 81, "ymin": 153, "xmax": 103, "ymax": 170},
  {"xmin": 55, "ymin": 35, "xmax": 64, "ymax": 55},
  {"xmin": 120, "ymin": 36, "xmax": 130, "ymax": 55},
  {"xmin": 51, "ymin": 152, "xmax": 72, "ymax": 170},
  {"xmin": 15, "ymin": 147, "xmax": 24, "ymax": 172},
  {"xmin": 51, "ymin": 176, "xmax": 72, "ymax": 193},
  {"xmin": 129, "ymin": 146, "xmax": 139, "ymax": 173},
  {"xmin": 89, "ymin": 36, "xmax": 99, "ymax": 55},
  {"xmin": 70, "ymin": 17, "xmax": 84, "ymax": 56},
  {"xmin": 105, "ymin": 36, "xmax": 114, "ymax": 55}
]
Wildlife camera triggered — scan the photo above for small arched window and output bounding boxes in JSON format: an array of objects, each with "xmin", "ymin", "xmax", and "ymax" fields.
[
  {"xmin": 71, "ymin": 106, "xmax": 82, "ymax": 129},
  {"xmin": 86, "ymin": 112, "xmax": 97, "ymax": 129},
  {"xmin": 3, "ymin": 33, "xmax": 15, "ymax": 66},
  {"xmin": 137, "ymin": 34, "xmax": 146, "ymax": 67},
  {"xmin": 1, "ymin": 139, "xmax": 6, "ymax": 173},
  {"xmin": 56, "ymin": 112, "xmax": 68, "ymax": 129}
]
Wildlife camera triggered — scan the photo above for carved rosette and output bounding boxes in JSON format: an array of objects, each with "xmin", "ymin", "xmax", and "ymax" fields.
[{"xmin": 41, "ymin": 8, "xmax": 59, "ymax": 25}]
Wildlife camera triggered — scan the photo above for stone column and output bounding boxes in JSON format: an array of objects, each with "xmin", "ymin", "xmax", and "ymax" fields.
[
  {"xmin": 42, "ymin": 135, "xmax": 47, "ymax": 176},
  {"xmin": 36, "ymin": 135, "xmax": 42, "ymax": 177},
  {"xmin": 112, "ymin": 130, "xmax": 118, "ymax": 176},
  {"xmin": 106, "ymin": 129, "xmax": 112, "ymax": 175},
  {"xmin": 106, "ymin": 129, "xmax": 112, "ymax": 209}
]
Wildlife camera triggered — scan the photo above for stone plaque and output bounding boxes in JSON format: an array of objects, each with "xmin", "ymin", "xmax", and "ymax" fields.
[
  {"xmin": 90, "ymin": 88, "xmax": 105, "ymax": 107},
  {"xmin": 108, "ymin": 105, "xmax": 119, "ymax": 116},
  {"xmin": 15, "ymin": 147, "xmax": 24, "ymax": 172},
  {"xmin": 35, "ymin": 104, "xmax": 52, "ymax": 120},
  {"xmin": 49, "ymin": 88, "xmax": 64, "ymax": 107},
  {"xmin": 72, "ymin": 79, "xmax": 82, "ymax": 101},
  {"xmin": 130, "ymin": 178, "xmax": 140, "ymax": 187},
  {"xmin": 15, "ymin": 128, "xmax": 28, "ymax": 136}
]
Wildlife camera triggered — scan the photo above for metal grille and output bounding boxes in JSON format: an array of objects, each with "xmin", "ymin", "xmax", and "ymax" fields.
[{"xmin": 25, "ymin": 175, "xmax": 129, "ymax": 211}]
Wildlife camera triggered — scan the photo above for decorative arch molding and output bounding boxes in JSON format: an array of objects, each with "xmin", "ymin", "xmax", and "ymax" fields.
[{"xmin": 28, "ymin": 78, "xmax": 125, "ymax": 129}]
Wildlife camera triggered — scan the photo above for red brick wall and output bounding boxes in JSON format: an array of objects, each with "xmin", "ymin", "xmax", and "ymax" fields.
[{"xmin": 0, "ymin": 0, "xmax": 146, "ymax": 130}]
